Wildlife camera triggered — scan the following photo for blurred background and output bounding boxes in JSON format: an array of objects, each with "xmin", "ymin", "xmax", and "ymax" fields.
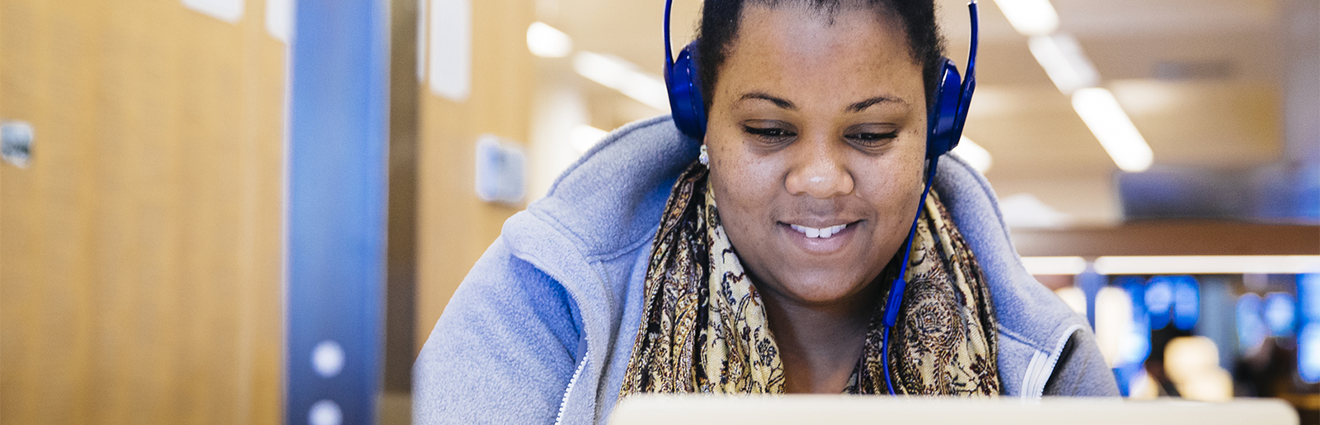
[{"xmin": 1, "ymin": 0, "xmax": 1317, "ymax": 424}]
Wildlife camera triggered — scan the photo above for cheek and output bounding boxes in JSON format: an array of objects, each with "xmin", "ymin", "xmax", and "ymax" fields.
[
  {"xmin": 707, "ymin": 144, "xmax": 777, "ymax": 227},
  {"xmin": 704, "ymin": 131, "xmax": 792, "ymax": 265},
  {"xmin": 705, "ymin": 123, "xmax": 780, "ymax": 203},
  {"xmin": 856, "ymin": 143, "xmax": 927, "ymax": 229}
]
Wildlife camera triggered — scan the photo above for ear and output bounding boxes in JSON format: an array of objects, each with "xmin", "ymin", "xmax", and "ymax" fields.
[
  {"xmin": 925, "ymin": 58, "xmax": 962, "ymax": 160},
  {"xmin": 666, "ymin": 41, "xmax": 707, "ymax": 140}
]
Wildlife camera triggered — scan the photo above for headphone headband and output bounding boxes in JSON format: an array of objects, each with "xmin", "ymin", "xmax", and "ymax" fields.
[{"xmin": 663, "ymin": 0, "xmax": 978, "ymax": 155}]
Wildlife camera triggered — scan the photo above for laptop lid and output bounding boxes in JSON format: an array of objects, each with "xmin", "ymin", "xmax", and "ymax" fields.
[{"xmin": 609, "ymin": 395, "xmax": 1299, "ymax": 425}]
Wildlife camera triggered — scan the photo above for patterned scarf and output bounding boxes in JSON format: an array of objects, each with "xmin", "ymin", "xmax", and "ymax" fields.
[{"xmin": 620, "ymin": 163, "xmax": 1000, "ymax": 396}]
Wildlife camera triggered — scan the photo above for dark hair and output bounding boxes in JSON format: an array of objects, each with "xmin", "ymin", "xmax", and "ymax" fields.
[{"xmin": 695, "ymin": 0, "xmax": 946, "ymax": 114}]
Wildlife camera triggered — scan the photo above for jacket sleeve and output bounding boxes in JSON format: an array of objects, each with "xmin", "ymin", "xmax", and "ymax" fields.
[
  {"xmin": 1042, "ymin": 328, "xmax": 1121, "ymax": 396},
  {"xmin": 413, "ymin": 237, "xmax": 584, "ymax": 424}
]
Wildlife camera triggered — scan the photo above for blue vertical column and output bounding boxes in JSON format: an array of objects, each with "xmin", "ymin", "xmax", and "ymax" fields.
[
  {"xmin": 1299, "ymin": 274, "xmax": 1320, "ymax": 383},
  {"xmin": 285, "ymin": 0, "xmax": 389, "ymax": 424},
  {"xmin": 1075, "ymin": 266, "xmax": 1107, "ymax": 330},
  {"xmin": 1196, "ymin": 276, "xmax": 1236, "ymax": 372}
]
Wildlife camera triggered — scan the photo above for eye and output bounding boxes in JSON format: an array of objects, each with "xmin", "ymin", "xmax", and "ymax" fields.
[
  {"xmin": 846, "ymin": 131, "xmax": 898, "ymax": 144},
  {"xmin": 742, "ymin": 124, "xmax": 797, "ymax": 141},
  {"xmin": 843, "ymin": 122, "xmax": 901, "ymax": 149}
]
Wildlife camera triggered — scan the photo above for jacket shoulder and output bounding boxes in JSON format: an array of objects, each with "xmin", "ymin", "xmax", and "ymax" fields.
[
  {"xmin": 932, "ymin": 155, "xmax": 1116, "ymax": 397},
  {"xmin": 414, "ymin": 237, "xmax": 586, "ymax": 424},
  {"xmin": 510, "ymin": 115, "xmax": 697, "ymax": 262}
]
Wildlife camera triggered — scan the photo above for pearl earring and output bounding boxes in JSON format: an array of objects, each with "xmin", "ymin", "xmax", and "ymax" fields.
[{"xmin": 699, "ymin": 144, "xmax": 709, "ymax": 166}]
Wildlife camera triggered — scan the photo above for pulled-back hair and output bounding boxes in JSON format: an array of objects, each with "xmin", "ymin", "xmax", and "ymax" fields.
[{"xmin": 695, "ymin": 0, "xmax": 947, "ymax": 114}]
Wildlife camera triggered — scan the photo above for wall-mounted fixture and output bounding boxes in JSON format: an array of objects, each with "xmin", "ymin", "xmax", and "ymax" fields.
[
  {"xmin": 1, "ymin": 121, "xmax": 33, "ymax": 168},
  {"xmin": 475, "ymin": 135, "xmax": 527, "ymax": 205}
]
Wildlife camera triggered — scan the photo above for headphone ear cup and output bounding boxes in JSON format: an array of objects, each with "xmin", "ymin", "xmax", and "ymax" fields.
[
  {"xmin": 667, "ymin": 41, "xmax": 707, "ymax": 140},
  {"xmin": 927, "ymin": 58, "xmax": 963, "ymax": 159}
]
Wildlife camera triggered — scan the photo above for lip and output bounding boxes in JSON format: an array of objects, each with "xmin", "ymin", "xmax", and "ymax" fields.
[{"xmin": 778, "ymin": 220, "xmax": 860, "ymax": 254}]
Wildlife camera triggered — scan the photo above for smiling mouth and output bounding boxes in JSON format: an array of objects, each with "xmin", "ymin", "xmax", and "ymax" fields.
[{"xmin": 788, "ymin": 223, "xmax": 849, "ymax": 239}]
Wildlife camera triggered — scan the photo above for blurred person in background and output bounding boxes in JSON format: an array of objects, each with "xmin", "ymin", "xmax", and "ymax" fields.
[{"xmin": 414, "ymin": 0, "xmax": 1117, "ymax": 423}]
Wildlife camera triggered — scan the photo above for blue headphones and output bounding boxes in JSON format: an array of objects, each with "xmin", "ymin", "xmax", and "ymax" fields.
[
  {"xmin": 663, "ymin": 0, "xmax": 981, "ymax": 395},
  {"xmin": 664, "ymin": 0, "xmax": 977, "ymax": 158}
]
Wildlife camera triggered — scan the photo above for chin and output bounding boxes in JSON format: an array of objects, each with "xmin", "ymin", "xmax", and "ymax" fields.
[{"xmin": 770, "ymin": 269, "xmax": 879, "ymax": 306}]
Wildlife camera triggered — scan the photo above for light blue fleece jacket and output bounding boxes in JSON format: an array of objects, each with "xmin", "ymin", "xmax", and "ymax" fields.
[{"xmin": 413, "ymin": 116, "xmax": 1119, "ymax": 425}]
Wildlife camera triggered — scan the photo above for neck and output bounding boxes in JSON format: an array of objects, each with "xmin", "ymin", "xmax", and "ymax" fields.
[{"xmin": 759, "ymin": 281, "xmax": 882, "ymax": 393}]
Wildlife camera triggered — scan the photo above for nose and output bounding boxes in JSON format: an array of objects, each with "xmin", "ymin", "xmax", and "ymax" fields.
[{"xmin": 784, "ymin": 135, "xmax": 854, "ymax": 199}]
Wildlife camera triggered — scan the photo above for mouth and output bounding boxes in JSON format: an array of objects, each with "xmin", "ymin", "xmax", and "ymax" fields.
[
  {"xmin": 779, "ymin": 220, "xmax": 862, "ymax": 254},
  {"xmin": 788, "ymin": 223, "xmax": 849, "ymax": 239}
]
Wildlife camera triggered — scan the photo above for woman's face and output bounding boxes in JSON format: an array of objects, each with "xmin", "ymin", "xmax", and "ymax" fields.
[{"xmin": 706, "ymin": 5, "xmax": 927, "ymax": 308}]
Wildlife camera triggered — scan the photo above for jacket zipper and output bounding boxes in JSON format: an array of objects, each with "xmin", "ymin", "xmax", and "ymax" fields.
[
  {"xmin": 1022, "ymin": 324, "xmax": 1083, "ymax": 398},
  {"xmin": 554, "ymin": 351, "xmax": 590, "ymax": 425}
]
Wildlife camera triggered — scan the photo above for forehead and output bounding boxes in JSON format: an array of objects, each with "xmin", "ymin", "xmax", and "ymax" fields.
[
  {"xmin": 745, "ymin": 0, "xmax": 892, "ymax": 29},
  {"xmin": 717, "ymin": 4, "xmax": 923, "ymax": 106}
]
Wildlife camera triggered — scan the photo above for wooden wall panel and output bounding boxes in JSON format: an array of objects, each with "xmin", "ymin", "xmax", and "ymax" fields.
[
  {"xmin": 0, "ymin": 1, "xmax": 286, "ymax": 423},
  {"xmin": 1011, "ymin": 220, "xmax": 1320, "ymax": 257},
  {"xmin": 415, "ymin": 0, "xmax": 536, "ymax": 352}
]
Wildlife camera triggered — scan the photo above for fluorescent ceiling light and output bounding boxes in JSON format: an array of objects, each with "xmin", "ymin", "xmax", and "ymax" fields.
[
  {"xmin": 570, "ymin": 125, "xmax": 608, "ymax": 153},
  {"xmin": 993, "ymin": 0, "xmax": 1059, "ymax": 36},
  {"xmin": 1094, "ymin": 256, "xmax": 1320, "ymax": 275},
  {"xmin": 573, "ymin": 52, "xmax": 670, "ymax": 111},
  {"xmin": 952, "ymin": 136, "xmax": 992, "ymax": 173},
  {"xmin": 1022, "ymin": 256, "xmax": 1087, "ymax": 275},
  {"xmin": 1029, "ymin": 34, "xmax": 1098, "ymax": 94},
  {"xmin": 527, "ymin": 22, "xmax": 573, "ymax": 58},
  {"xmin": 1071, "ymin": 88, "xmax": 1153, "ymax": 172}
]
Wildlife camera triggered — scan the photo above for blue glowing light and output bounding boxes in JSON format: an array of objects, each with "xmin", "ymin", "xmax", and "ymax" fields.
[
  {"xmin": 1300, "ymin": 274, "xmax": 1320, "ymax": 383},
  {"xmin": 1118, "ymin": 276, "xmax": 1147, "ymax": 314},
  {"xmin": 1115, "ymin": 277, "xmax": 1151, "ymax": 368},
  {"xmin": 1300, "ymin": 324, "xmax": 1320, "ymax": 383},
  {"xmin": 1263, "ymin": 292, "xmax": 1297, "ymax": 337},
  {"xmin": 1302, "ymin": 274, "xmax": 1320, "ymax": 321},
  {"xmin": 1146, "ymin": 278, "xmax": 1173, "ymax": 329},
  {"xmin": 1237, "ymin": 293, "xmax": 1267, "ymax": 353},
  {"xmin": 1119, "ymin": 322, "xmax": 1152, "ymax": 367},
  {"xmin": 1172, "ymin": 276, "xmax": 1200, "ymax": 331}
]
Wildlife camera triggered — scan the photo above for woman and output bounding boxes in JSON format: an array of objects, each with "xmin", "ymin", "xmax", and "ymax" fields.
[{"xmin": 415, "ymin": 0, "xmax": 1118, "ymax": 423}]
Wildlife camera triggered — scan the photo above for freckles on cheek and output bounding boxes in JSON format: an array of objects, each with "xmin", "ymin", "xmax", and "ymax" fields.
[
  {"xmin": 713, "ymin": 152, "xmax": 779, "ymax": 203},
  {"xmin": 715, "ymin": 174, "xmax": 761, "ymax": 221},
  {"xmin": 857, "ymin": 161, "xmax": 924, "ymax": 222},
  {"xmin": 710, "ymin": 162, "xmax": 784, "ymax": 253}
]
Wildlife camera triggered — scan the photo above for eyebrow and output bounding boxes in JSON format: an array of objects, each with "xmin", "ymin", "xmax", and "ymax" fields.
[
  {"xmin": 846, "ymin": 96, "xmax": 905, "ymax": 112},
  {"xmin": 739, "ymin": 92, "xmax": 796, "ymax": 110},
  {"xmin": 737, "ymin": 92, "xmax": 906, "ymax": 113}
]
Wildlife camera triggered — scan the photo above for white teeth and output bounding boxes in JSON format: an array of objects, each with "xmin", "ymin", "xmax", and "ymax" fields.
[{"xmin": 790, "ymin": 223, "xmax": 848, "ymax": 239}]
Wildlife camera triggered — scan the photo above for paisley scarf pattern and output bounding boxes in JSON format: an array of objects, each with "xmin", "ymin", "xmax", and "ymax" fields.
[{"xmin": 620, "ymin": 163, "xmax": 999, "ymax": 396}]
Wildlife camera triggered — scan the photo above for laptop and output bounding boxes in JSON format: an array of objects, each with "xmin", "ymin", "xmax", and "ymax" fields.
[{"xmin": 608, "ymin": 395, "xmax": 1299, "ymax": 425}]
